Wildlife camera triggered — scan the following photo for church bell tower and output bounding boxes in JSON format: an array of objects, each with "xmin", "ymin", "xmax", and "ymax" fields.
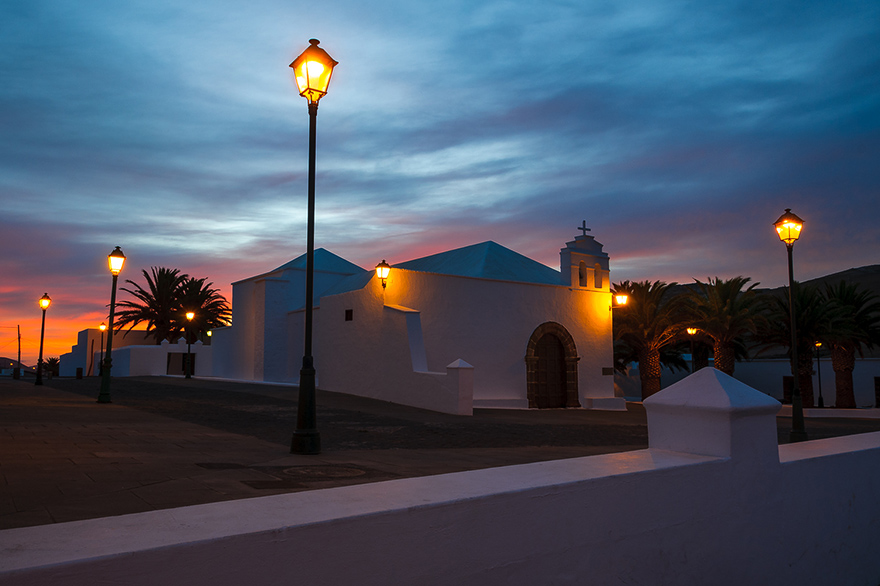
[{"xmin": 559, "ymin": 221, "xmax": 610, "ymax": 290}]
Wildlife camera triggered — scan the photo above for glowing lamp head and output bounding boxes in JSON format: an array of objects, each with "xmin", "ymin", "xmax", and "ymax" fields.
[
  {"xmin": 207, "ymin": 330, "xmax": 212, "ymax": 337},
  {"xmin": 614, "ymin": 294, "xmax": 628, "ymax": 306},
  {"xmin": 773, "ymin": 208, "xmax": 804, "ymax": 246},
  {"xmin": 290, "ymin": 39, "xmax": 338, "ymax": 104},
  {"xmin": 186, "ymin": 311, "xmax": 195, "ymax": 322},
  {"xmin": 108, "ymin": 246, "xmax": 126, "ymax": 276},
  {"xmin": 815, "ymin": 341, "xmax": 822, "ymax": 348},
  {"xmin": 376, "ymin": 260, "xmax": 391, "ymax": 289},
  {"xmin": 100, "ymin": 322, "xmax": 107, "ymax": 332},
  {"xmin": 686, "ymin": 327, "xmax": 698, "ymax": 336},
  {"xmin": 39, "ymin": 293, "xmax": 51, "ymax": 310}
]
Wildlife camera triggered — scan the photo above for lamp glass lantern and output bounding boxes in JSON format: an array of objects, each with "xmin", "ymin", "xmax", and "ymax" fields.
[
  {"xmin": 376, "ymin": 260, "xmax": 391, "ymax": 288},
  {"xmin": 39, "ymin": 293, "xmax": 52, "ymax": 310},
  {"xmin": 290, "ymin": 39, "xmax": 338, "ymax": 104},
  {"xmin": 774, "ymin": 208, "xmax": 804, "ymax": 246},
  {"xmin": 108, "ymin": 246, "xmax": 126, "ymax": 276},
  {"xmin": 614, "ymin": 294, "xmax": 628, "ymax": 306}
]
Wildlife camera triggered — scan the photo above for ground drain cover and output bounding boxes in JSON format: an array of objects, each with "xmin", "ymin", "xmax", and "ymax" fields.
[
  {"xmin": 195, "ymin": 462, "xmax": 248, "ymax": 470},
  {"xmin": 282, "ymin": 466, "xmax": 367, "ymax": 479},
  {"xmin": 195, "ymin": 463, "xmax": 395, "ymax": 489},
  {"xmin": 244, "ymin": 465, "xmax": 395, "ymax": 490}
]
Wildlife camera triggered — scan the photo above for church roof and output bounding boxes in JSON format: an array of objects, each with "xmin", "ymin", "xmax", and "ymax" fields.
[
  {"xmin": 234, "ymin": 248, "xmax": 365, "ymax": 286},
  {"xmin": 394, "ymin": 241, "xmax": 563, "ymax": 285},
  {"xmin": 272, "ymin": 248, "xmax": 365, "ymax": 275}
]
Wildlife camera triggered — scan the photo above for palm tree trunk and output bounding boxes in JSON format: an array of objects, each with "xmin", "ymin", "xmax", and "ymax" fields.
[
  {"xmin": 713, "ymin": 342, "xmax": 735, "ymax": 375},
  {"xmin": 638, "ymin": 348, "xmax": 662, "ymax": 400},
  {"xmin": 830, "ymin": 344, "xmax": 856, "ymax": 408}
]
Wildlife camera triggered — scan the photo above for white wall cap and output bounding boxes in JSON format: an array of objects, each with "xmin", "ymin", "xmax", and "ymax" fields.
[
  {"xmin": 384, "ymin": 304, "xmax": 420, "ymax": 313},
  {"xmin": 644, "ymin": 367, "xmax": 780, "ymax": 414},
  {"xmin": 447, "ymin": 359, "xmax": 474, "ymax": 369}
]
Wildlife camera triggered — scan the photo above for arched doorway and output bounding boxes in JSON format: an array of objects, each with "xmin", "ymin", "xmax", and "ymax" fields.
[{"xmin": 525, "ymin": 322, "xmax": 580, "ymax": 408}]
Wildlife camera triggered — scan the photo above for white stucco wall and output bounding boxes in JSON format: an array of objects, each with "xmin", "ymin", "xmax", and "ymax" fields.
[
  {"xmin": 313, "ymin": 285, "xmax": 473, "ymax": 414},
  {"xmin": 100, "ymin": 340, "xmax": 212, "ymax": 377},
  {"xmin": 208, "ymin": 326, "xmax": 234, "ymax": 378},
  {"xmin": 313, "ymin": 269, "xmax": 616, "ymax": 410},
  {"xmin": 212, "ymin": 264, "xmax": 362, "ymax": 383},
  {"xmin": 4, "ymin": 370, "xmax": 879, "ymax": 585},
  {"xmin": 60, "ymin": 329, "xmax": 156, "ymax": 377}
]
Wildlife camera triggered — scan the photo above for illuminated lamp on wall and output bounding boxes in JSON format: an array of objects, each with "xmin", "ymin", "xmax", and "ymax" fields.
[{"xmin": 376, "ymin": 260, "xmax": 391, "ymax": 289}]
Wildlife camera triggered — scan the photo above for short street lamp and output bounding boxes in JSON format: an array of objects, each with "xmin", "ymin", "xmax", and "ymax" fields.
[
  {"xmin": 185, "ymin": 311, "xmax": 195, "ymax": 379},
  {"xmin": 815, "ymin": 341, "xmax": 824, "ymax": 408},
  {"xmin": 686, "ymin": 327, "xmax": 699, "ymax": 374},
  {"xmin": 289, "ymin": 39, "xmax": 338, "ymax": 455},
  {"xmin": 34, "ymin": 293, "xmax": 51, "ymax": 386},
  {"xmin": 98, "ymin": 246, "xmax": 126, "ymax": 403},
  {"xmin": 99, "ymin": 322, "xmax": 107, "ymax": 376},
  {"xmin": 774, "ymin": 208, "xmax": 807, "ymax": 442}
]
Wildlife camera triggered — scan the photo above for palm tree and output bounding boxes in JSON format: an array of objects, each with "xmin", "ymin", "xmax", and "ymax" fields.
[
  {"xmin": 114, "ymin": 267, "xmax": 189, "ymax": 343},
  {"xmin": 612, "ymin": 280, "xmax": 685, "ymax": 399},
  {"xmin": 821, "ymin": 281, "xmax": 880, "ymax": 408},
  {"xmin": 44, "ymin": 357, "xmax": 60, "ymax": 379},
  {"xmin": 176, "ymin": 277, "xmax": 232, "ymax": 343},
  {"xmin": 685, "ymin": 276, "xmax": 767, "ymax": 376},
  {"xmin": 758, "ymin": 283, "xmax": 838, "ymax": 407}
]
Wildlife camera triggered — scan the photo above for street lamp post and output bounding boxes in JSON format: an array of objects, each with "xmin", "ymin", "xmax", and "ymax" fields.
[
  {"xmin": 99, "ymin": 322, "xmax": 106, "ymax": 376},
  {"xmin": 815, "ymin": 341, "xmax": 824, "ymax": 408},
  {"xmin": 34, "ymin": 293, "xmax": 51, "ymax": 386},
  {"xmin": 288, "ymin": 39, "xmax": 338, "ymax": 455},
  {"xmin": 185, "ymin": 311, "xmax": 195, "ymax": 378},
  {"xmin": 98, "ymin": 247, "xmax": 126, "ymax": 403},
  {"xmin": 774, "ymin": 208, "xmax": 807, "ymax": 442}
]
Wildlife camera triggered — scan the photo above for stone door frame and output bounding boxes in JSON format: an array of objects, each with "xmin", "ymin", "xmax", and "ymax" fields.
[{"xmin": 524, "ymin": 322, "xmax": 580, "ymax": 408}]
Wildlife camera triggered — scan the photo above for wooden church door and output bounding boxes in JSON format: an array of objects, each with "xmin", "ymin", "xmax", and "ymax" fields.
[{"xmin": 534, "ymin": 333, "xmax": 567, "ymax": 408}]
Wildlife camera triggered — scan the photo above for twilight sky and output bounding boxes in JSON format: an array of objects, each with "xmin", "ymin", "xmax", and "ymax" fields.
[{"xmin": 1, "ymin": 0, "xmax": 879, "ymax": 363}]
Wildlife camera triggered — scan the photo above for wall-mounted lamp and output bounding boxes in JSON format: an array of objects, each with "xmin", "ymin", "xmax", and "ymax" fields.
[{"xmin": 376, "ymin": 260, "xmax": 391, "ymax": 289}]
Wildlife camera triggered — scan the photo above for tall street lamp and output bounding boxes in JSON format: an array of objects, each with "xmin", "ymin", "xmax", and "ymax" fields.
[
  {"xmin": 289, "ymin": 39, "xmax": 338, "ymax": 455},
  {"xmin": 34, "ymin": 293, "xmax": 51, "ymax": 386},
  {"xmin": 774, "ymin": 208, "xmax": 807, "ymax": 442},
  {"xmin": 185, "ymin": 311, "xmax": 195, "ymax": 378},
  {"xmin": 98, "ymin": 246, "xmax": 126, "ymax": 403},
  {"xmin": 99, "ymin": 322, "xmax": 107, "ymax": 376},
  {"xmin": 815, "ymin": 341, "xmax": 824, "ymax": 408}
]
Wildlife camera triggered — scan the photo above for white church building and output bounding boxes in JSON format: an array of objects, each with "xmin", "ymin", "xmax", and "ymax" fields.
[{"xmin": 211, "ymin": 230, "xmax": 623, "ymax": 415}]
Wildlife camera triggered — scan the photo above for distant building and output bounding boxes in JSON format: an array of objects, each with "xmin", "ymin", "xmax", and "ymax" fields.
[
  {"xmin": 211, "ymin": 230, "xmax": 623, "ymax": 414},
  {"xmin": 59, "ymin": 329, "xmax": 180, "ymax": 377}
]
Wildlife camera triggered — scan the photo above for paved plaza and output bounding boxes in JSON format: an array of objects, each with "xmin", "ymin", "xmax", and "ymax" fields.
[{"xmin": 3, "ymin": 376, "xmax": 880, "ymax": 530}]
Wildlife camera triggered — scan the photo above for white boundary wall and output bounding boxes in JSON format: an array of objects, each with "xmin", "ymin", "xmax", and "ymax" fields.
[{"xmin": 2, "ymin": 369, "xmax": 879, "ymax": 585}]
